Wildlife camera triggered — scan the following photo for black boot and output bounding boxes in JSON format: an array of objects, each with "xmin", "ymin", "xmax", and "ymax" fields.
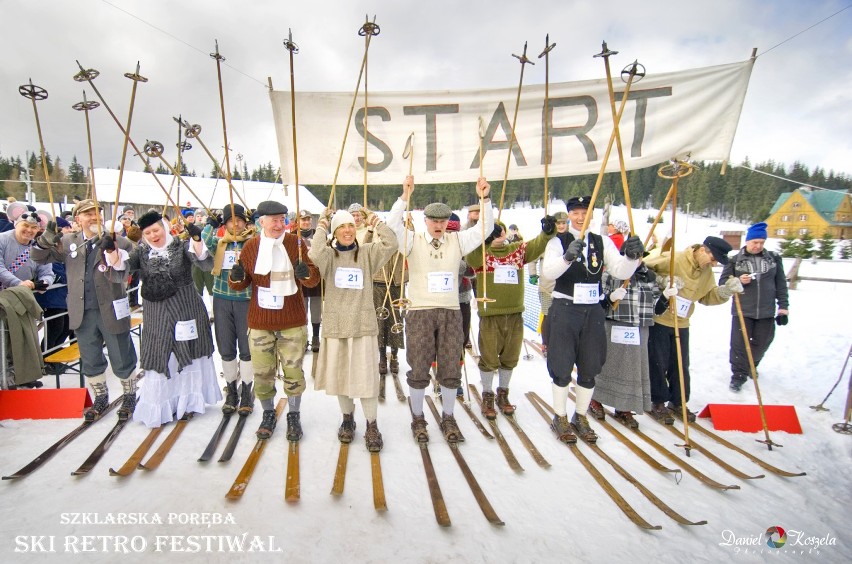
[
  {"xmin": 256, "ymin": 409, "xmax": 277, "ymax": 439},
  {"xmin": 286, "ymin": 412, "xmax": 303, "ymax": 442},
  {"xmin": 378, "ymin": 350, "xmax": 388, "ymax": 375},
  {"xmin": 389, "ymin": 351, "xmax": 399, "ymax": 374},
  {"xmin": 222, "ymin": 381, "xmax": 239, "ymax": 414},
  {"xmin": 238, "ymin": 382, "xmax": 254, "ymax": 416},
  {"xmin": 117, "ymin": 376, "xmax": 138, "ymax": 421}
]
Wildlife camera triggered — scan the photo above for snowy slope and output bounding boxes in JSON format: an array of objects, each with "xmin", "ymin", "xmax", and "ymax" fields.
[{"xmin": 1, "ymin": 211, "xmax": 850, "ymax": 564}]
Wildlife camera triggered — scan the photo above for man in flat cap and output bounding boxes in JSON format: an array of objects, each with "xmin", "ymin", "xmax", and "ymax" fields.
[
  {"xmin": 644, "ymin": 235, "xmax": 743, "ymax": 422},
  {"xmin": 719, "ymin": 222, "xmax": 788, "ymax": 392},
  {"xmin": 387, "ymin": 176, "xmax": 493, "ymax": 443},
  {"xmin": 228, "ymin": 200, "xmax": 320, "ymax": 442},
  {"xmin": 541, "ymin": 196, "xmax": 645, "ymax": 443},
  {"xmin": 31, "ymin": 199, "xmax": 139, "ymax": 421}
]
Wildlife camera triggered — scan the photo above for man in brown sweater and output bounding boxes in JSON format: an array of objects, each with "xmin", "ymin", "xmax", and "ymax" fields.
[{"xmin": 229, "ymin": 200, "xmax": 320, "ymax": 440}]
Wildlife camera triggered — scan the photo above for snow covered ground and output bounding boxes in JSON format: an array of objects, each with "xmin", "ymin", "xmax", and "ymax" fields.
[{"xmin": 1, "ymin": 209, "xmax": 850, "ymax": 564}]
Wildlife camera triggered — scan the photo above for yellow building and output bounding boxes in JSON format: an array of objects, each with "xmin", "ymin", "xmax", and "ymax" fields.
[{"xmin": 765, "ymin": 188, "xmax": 852, "ymax": 239}]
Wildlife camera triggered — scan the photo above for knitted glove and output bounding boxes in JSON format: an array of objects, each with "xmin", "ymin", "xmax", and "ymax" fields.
[
  {"xmin": 99, "ymin": 234, "xmax": 116, "ymax": 253},
  {"xmin": 230, "ymin": 263, "xmax": 245, "ymax": 282},
  {"xmin": 529, "ymin": 275, "xmax": 539, "ymax": 285},
  {"xmin": 717, "ymin": 276, "xmax": 744, "ymax": 299},
  {"xmin": 775, "ymin": 314, "xmax": 788, "ymax": 326},
  {"xmin": 207, "ymin": 214, "xmax": 221, "ymax": 228},
  {"xmin": 294, "ymin": 261, "xmax": 310, "ymax": 280},
  {"xmin": 662, "ymin": 286, "xmax": 678, "ymax": 299}
]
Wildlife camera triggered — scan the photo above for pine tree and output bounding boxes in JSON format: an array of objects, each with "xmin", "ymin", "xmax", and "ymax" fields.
[
  {"xmin": 68, "ymin": 156, "xmax": 86, "ymax": 184},
  {"xmin": 799, "ymin": 233, "xmax": 815, "ymax": 259},
  {"xmin": 815, "ymin": 232, "xmax": 835, "ymax": 260},
  {"xmin": 839, "ymin": 240, "xmax": 852, "ymax": 260}
]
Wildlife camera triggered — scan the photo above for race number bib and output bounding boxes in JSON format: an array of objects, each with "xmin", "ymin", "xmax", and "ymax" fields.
[
  {"xmin": 175, "ymin": 320, "xmax": 198, "ymax": 341},
  {"xmin": 427, "ymin": 271, "xmax": 454, "ymax": 293},
  {"xmin": 493, "ymin": 265, "xmax": 518, "ymax": 284},
  {"xmin": 112, "ymin": 297, "xmax": 131, "ymax": 320},
  {"xmin": 611, "ymin": 326, "xmax": 640, "ymax": 346},
  {"xmin": 573, "ymin": 283, "xmax": 599, "ymax": 305},
  {"xmin": 675, "ymin": 296, "xmax": 692, "ymax": 318},
  {"xmin": 222, "ymin": 250, "xmax": 237, "ymax": 270},
  {"xmin": 334, "ymin": 267, "xmax": 364, "ymax": 289},
  {"xmin": 257, "ymin": 286, "xmax": 284, "ymax": 310}
]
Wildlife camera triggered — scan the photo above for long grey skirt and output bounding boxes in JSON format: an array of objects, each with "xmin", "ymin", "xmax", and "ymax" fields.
[{"xmin": 593, "ymin": 321, "xmax": 652, "ymax": 414}]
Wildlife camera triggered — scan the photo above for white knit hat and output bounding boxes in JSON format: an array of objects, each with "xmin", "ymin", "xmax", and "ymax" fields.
[{"xmin": 330, "ymin": 210, "xmax": 355, "ymax": 237}]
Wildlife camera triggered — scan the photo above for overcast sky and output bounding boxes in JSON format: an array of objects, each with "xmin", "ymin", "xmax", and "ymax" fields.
[{"xmin": 2, "ymin": 0, "xmax": 850, "ymax": 185}]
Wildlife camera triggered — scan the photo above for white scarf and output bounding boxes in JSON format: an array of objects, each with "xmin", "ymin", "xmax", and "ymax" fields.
[
  {"xmin": 255, "ymin": 231, "xmax": 297, "ymax": 297},
  {"xmin": 146, "ymin": 220, "xmax": 174, "ymax": 258}
]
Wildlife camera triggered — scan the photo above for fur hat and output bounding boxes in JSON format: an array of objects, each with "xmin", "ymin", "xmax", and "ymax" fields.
[{"xmin": 138, "ymin": 210, "xmax": 163, "ymax": 231}]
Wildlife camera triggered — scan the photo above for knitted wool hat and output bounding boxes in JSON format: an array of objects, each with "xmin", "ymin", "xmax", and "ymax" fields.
[
  {"xmin": 330, "ymin": 210, "xmax": 356, "ymax": 236},
  {"xmin": 446, "ymin": 213, "xmax": 461, "ymax": 232},
  {"xmin": 746, "ymin": 222, "xmax": 768, "ymax": 241}
]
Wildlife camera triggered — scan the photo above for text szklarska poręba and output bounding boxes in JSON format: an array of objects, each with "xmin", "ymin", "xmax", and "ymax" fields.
[{"xmin": 14, "ymin": 534, "xmax": 284, "ymax": 554}]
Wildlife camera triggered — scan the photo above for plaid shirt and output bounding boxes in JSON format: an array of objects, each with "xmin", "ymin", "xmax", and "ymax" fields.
[
  {"xmin": 603, "ymin": 267, "xmax": 660, "ymax": 327},
  {"xmin": 202, "ymin": 224, "xmax": 252, "ymax": 301}
]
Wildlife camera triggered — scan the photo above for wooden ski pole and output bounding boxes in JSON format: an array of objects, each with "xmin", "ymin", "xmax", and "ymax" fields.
[
  {"xmin": 180, "ymin": 121, "xmax": 250, "ymax": 210},
  {"xmin": 384, "ymin": 134, "xmax": 415, "ymax": 318},
  {"xmin": 141, "ymin": 141, "xmax": 214, "ymax": 217},
  {"xmin": 595, "ymin": 42, "xmax": 636, "ymax": 234},
  {"xmin": 811, "ymin": 342, "xmax": 852, "ymax": 411},
  {"xmin": 18, "ymin": 79, "xmax": 58, "ymax": 220},
  {"xmin": 73, "ymin": 63, "xmax": 182, "ymax": 216},
  {"xmin": 72, "ymin": 91, "xmax": 102, "ymax": 236},
  {"xmin": 731, "ymin": 284, "xmax": 781, "ymax": 450},
  {"xmin": 109, "ymin": 63, "xmax": 147, "ymax": 236},
  {"xmin": 497, "ymin": 42, "xmax": 534, "ymax": 223},
  {"xmin": 284, "ymin": 29, "xmax": 303, "ymax": 261},
  {"xmin": 538, "ymin": 35, "xmax": 556, "ymax": 216},
  {"xmin": 327, "ymin": 17, "xmax": 375, "ymax": 209},
  {"xmin": 476, "ymin": 118, "xmax": 495, "ymax": 310},
  {"xmin": 360, "ymin": 15, "xmax": 380, "ymax": 208},
  {"xmin": 657, "ymin": 159, "xmax": 695, "ymax": 456},
  {"xmin": 210, "ymin": 40, "xmax": 238, "ymax": 237},
  {"xmin": 577, "ymin": 61, "xmax": 643, "ymax": 240}
]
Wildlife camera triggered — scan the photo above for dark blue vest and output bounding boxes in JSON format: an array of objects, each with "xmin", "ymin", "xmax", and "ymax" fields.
[{"xmin": 553, "ymin": 231, "xmax": 605, "ymax": 297}]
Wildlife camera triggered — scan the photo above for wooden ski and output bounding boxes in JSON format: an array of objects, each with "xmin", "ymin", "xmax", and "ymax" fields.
[
  {"xmin": 198, "ymin": 413, "xmax": 232, "ymax": 462},
  {"xmin": 330, "ymin": 443, "xmax": 349, "ymax": 496},
  {"xmin": 138, "ymin": 414, "xmax": 191, "ymax": 471},
  {"xmin": 456, "ymin": 396, "xmax": 494, "ymax": 439},
  {"xmin": 468, "ymin": 385, "xmax": 523, "ymax": 473},
  {"xmin": 425, "ymin": 396, "xmax": 504, "ymax": 526},
  {"xmin": 690, "ymin": 422, "xmax": 806, "ymax": 478},
  {"xmin": 285, "ymin": 441, "xmax": 300, "ymax": 502},
  {"xmin": 371, "ymin": 452, "xmax": 387, "ymax": 512},
  {"xmin": 109, "ymin": 426, "xmax": 163, "ymax": 477},
  {"xmin": 525, "ymin": 393, "xmax": 662, "ymax": 530},
  {"xmin": 409, "ymin": 398, "xmax": 450, "ymax": 527},
  {"xmin": 225, "ymin": 399, "xmax": 285, "ymax": 500}
]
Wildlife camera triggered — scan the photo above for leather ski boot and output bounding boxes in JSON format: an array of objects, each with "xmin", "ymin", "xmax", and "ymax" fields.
[
  {"xmin": 440, "ymin": 413, "xmax": 463, "ymax": 443},
  {"xmin": 588, "ymin": 399, "xmax": 605, "ymax": 421},
  {"xmin": 286, "ymin": 411, "xmax": 303, "ymax": 442},
  {"xmin": 613, "ymin": 410, "xmax": 639, "ymax": 429},
  {"xmin": 552, "ymin": 414, "xmax": 576, "ymax": 444},
  {"xmin": 389, "ymin": 353, "xmax": 399, "ymax": 374},
  {"xmin": 495, "ymin": 387, "xmax": 516, "ymax": 416},
  {"xmin": 364, "ymin": 420, "xmax": 383, "ymax": 452},
  {"xmin": 571, "ymin": 413, "xmax": 598, "ymax": 444},
  {"xmin": 411, "ymin": 414, "xmax": 429, "ymax": 443},
  {"xmin": 480, "ymin": 390, "xmax": 497, "ymax": 420},
  {"xmin": 378, "ymin": 352, "xmax": 388, "ymax": 375},
  {"xmin": 649, "ymin": 402, "xmax": 675, "ymax": 425},
  {"xmin": 84, "ymin": 377, "xmax": 109, "ymax": 422},
  {"xmin": 117, "ymin": 375, "xmax": 138, "ymax": 421},
  {"xmin": 256, "ymin": 409, "xmax": 277, "ymax": 439},
  {"xmin": 338, "ymin": 413, "xmax": 356, "ymax": 443},
  {"xmin": 222, "ymin": 381, "xmax": 239, "ymax": 415},
  {"xmin": 238, "ymin": 381, "xmax": 254, "ymax": 416}
]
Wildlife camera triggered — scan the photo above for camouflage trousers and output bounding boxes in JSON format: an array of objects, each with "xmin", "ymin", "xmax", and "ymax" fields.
[{"xmin": 248, "ymin": 326, "xmax": 307, "ymax": 401}]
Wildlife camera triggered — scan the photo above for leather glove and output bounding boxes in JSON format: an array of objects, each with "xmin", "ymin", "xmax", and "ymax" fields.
[
  {"xmin": 529, "ymin": 275, "xmax": 539, "ymax": 285},
  {"xmin": 37, "ymin": 221, "xmax": 62, "ymax": 249},
  {"xmin": 718, "ymin": 276, "xmax": 744, "ymax": 299},
  {"xmin": 662, "ymin": 286, "xmax": 678, "ymax": 299},
  {"xmin": 185, "ymin": 222, "xmax": 203, "ymax": 241},
  {"xmin": 609, "ymin": 287, "xmax": 627, "ymax": 301},
  {"xmin": 33, "ymin": 281, "xmax": 50, "ymax": 292},
  {"xmin": 294, "ymin": 261, "xmax": 310, "ymax": 280},
  {"xmin": 230, "ymin": 263, "xmax": 245, "ymax": 282},
  {"xmin": 484, "ymin": 224, "xmax": 503, "ymax": 246},
  {"xmin": 563, "ymin": 239, "xmax": 585, "ymax": 262},
  {"xmin": 775, "ymin": 314, "xmax": 788, "ymax": 326},
  {"xmin": 540, "ymin": 215, "xmax": 556, "ymax": 236},
  {"xmin": 100, "ymin": 234, "xmax": 116, "ymax": 253},
  {"xmin": 621, "ymin": 235, "xmax": 644, "ymax": 260},
  {"xmin": 207, "ymin": 214, "xmax": 221, "ymax": 228}
]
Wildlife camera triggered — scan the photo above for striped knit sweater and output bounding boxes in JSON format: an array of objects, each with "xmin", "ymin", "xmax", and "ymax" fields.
[{"xmin": 228, "ymin": 233, "xmax": 320, "ymax": 331}]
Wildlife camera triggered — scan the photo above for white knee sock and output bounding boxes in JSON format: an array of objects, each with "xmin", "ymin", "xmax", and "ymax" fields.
[
  {"xmin": 338, "ymin": 395, "xmax": 355, "ymax": 415},
  {"xmin": 552, "ymin": 382, "xmax": 570, "ymax": 417},
  {"xmin": 409, "ymin": 387, "xmax": 426, "ymax": 416},
  {"xmin": 480, "ymin": 371, "xmax": 495, "ymax": 393},
  {"xmin": 441, "ymin": 386, "xmax": 455, "ymax": 415},
  {"xmin": 360, "ymin": 397, "xmax": 378, "ymax": 422},
  {"xmin": 574, "ymin": 385, "xmax": 594, "ymax": 417}
]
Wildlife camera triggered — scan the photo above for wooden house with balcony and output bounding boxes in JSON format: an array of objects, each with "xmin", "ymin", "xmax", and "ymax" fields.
[{"xmin": 765, "ymin": 188, "xmax": 852, "ymax": 239}]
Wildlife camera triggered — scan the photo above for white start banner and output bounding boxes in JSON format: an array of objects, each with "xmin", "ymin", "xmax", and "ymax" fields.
[{"xmin": 270, "ymin": 58, "xmax": 754, "ymax": 186}]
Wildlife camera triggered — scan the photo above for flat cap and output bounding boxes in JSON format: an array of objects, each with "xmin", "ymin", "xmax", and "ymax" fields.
[
  {"xmin": 424, "ymin": 202, "xmax": 453, "ymax": 220},
  {"xmin": 256, "ymin": 200, "xmax": 289, "ymax": 217}
]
